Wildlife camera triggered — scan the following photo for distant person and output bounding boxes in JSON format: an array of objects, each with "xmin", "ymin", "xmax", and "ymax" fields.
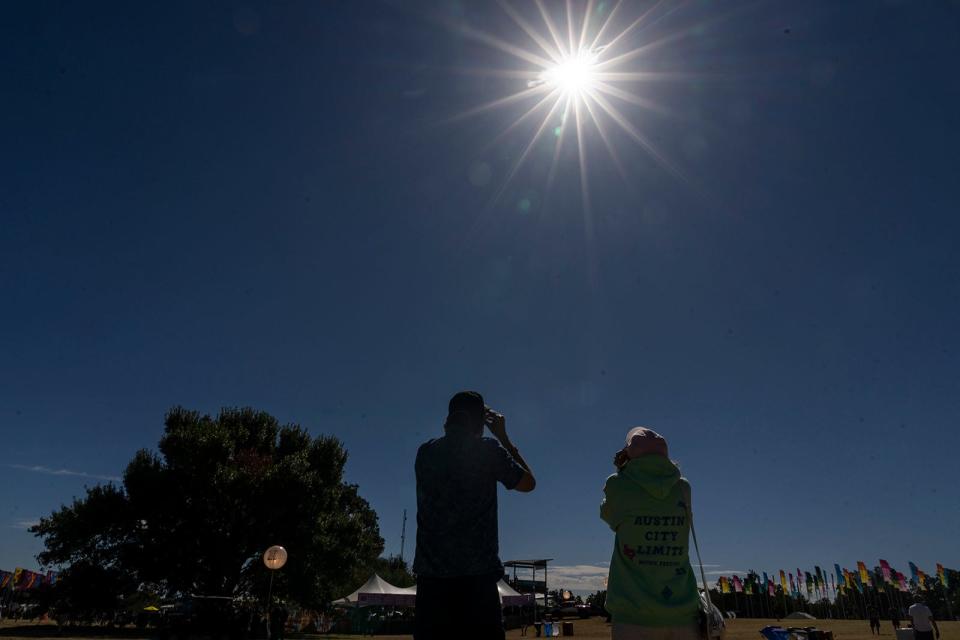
[
  {"xmin": 908, "ymin": 597, "xmax": 940, "ymax": 640},
  {"xmin": 890, "ymin": 607, "xmax": 901, "ymax": 631},
  {"xmin": 869, "ymin": 605, "xmax": 881, "ymax": 635},
  {"xmin": 601, "ymin": 427, "xmax": 700, "ymax": 640},
  {"xmin": 413, "ymin": 391, "xmax": 536, "ymax": 640}
]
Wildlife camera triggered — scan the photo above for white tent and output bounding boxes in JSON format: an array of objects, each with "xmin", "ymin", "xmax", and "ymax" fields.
[
  {"xmin": 333, "ymin": 574, "xmax": 416, "ymax": 607},
  {"xmin": 333, "ymin": 576, "xmax": 532, "ymax": 608},
  {"xmin": 497, "ymin": 580, "xmax": 534, "ymax": 606}
]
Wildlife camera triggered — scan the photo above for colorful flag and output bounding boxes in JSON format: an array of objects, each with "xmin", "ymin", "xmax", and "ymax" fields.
[
  {"xmin": 880, "ymin": 560, "xmax": 893, "ymax": 584},
  {"xmin": 937, "ymin": 564, "xmax": 948, "ymax": 588},
  {"xmin": 857, "ymin": 561, "xmax": 872, "ymax": 586},
  {"xmin": 745, "ymin": 578, "xmax": 754, "ymax": 595},
  {"xmin": 763, "ymin": 572, "xmax": 769, "ymax": 593},
  {"xmin": 909, "ymin": 562, "xmax": 920, "ymax": 583},
  {"xmin": 790, "ymin": 573, "xmax": 797, "ymax": 595},
  {"xmin": 768, "ymin": 579, "xmax": 775, "ymax": 596},
  {"xmin": 805, "ymin": 572, "xmax": 813, "ymax": 595},
  {"xmin": 918, "ymin": 570, "xmax": 928, "ymax": 590},
  {"xmin": 720, "ymin": 576, "xmax": 731, "ymax": 594},
  {"xmin": 0, "ymin": 570, "xmax": 11, "ymax": 589},
  {"xmin": 780, "ymin": 570, "xmax": 788, "ymax": 592},
  {"xmin": 733, "ymin": 575, "xmax": 743, "ymax": 593},
  {"xmin": 835, "ymin": 564, "xmax": 845, "ymax": 587},
  {"xmin": 897, "ymin": 572, "xmax": 908, "ymax": 591}
]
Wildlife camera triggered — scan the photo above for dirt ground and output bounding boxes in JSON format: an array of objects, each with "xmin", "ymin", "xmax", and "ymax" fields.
[{"xmin": 2, "ymin": 618, "xmax": 959, "ymax": 640}]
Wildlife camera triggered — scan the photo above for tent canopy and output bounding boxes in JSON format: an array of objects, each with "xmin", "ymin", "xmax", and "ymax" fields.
[
  {"xmin": 333, "ymin": 574, "xmax": 416, "ymax": 607},
  {"xmin": 784, "ymin": 612, "xmax": 816, "ymax": 620},
  {"xmin": 497, "ymin": 580, "xmax": 533, "ymax": 606},
  {"xmin": 333, "ymin": 576, "xmax": 532, "ymax": 608}
]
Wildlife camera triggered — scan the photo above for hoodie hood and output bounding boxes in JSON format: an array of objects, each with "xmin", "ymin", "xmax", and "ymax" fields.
[{"xmin": 619, "ymin": 454, "xmax": 681, "ymax": 500}]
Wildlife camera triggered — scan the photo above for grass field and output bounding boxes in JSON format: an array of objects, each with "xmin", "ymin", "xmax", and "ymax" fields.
[{"xmin": 2, "ymin": 618, "xmax": 960, "ymax": 640}]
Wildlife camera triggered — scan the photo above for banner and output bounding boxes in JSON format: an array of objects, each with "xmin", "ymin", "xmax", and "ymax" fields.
[
  {"xmin": 937, "ymin": 564, "xmax": 948, "ymax": 588},
  {"xmin": 877, "ymin": 559, "xmax": 891, "ymax": 584},
  {"xmin": 897, "ymin": 572, "xmax": 908, "ymax": 592},
  {"xmin": 733, "ymin": 575, "xmax": 743, "ymax": 593},
  {"xmin": 0, "ymin": 570, "xmax": 11, "ymax": 589},
  {"xmin": 780, "ymin": 570, "xmax": 788, "ymax": 593},
  {"xmin": 720, "ymin": 576, "xmax": 731, "ymax": 594},
  {"xmin": 768, "ymin": 579, "xmax": 775, "ymax": 597},
  {"xmin": 909, "ymin": 562, "xmax": 920, "ymax": 583},
  {"xmin": 857, "ymin": 561, "xmax": 872, "ymax": 586}
]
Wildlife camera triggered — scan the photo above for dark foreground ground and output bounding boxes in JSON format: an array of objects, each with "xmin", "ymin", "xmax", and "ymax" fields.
[{"xmin": 3, "ymin": 618, "xmax": 959, "ymax": 640}]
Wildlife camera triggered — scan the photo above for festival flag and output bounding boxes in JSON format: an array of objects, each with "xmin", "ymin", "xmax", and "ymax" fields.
[
  {"xmin": 720, "ymin": 576, "xmax": 731, "ymax": 594},
  {"xmin": 918, "ymin": 570, "xmax": 929, "ymax": 590},
  {"xmin": 835, "ymin": 564, "xmax": 845, "ymax": 587},
  {"xmin": 805, "ymin": 572, "xmax": 814, "ymax": 595},
  {"xmin": 0, "ymin": 570, "xmax": 11, "ymax": 589},
  {"xmin": 745, "ymin": 577, "xmax": 754, "ymax": 595},
  {"xmin": 12, "ymin": 568, "xmax": 24, "ymax": 589},
  {"xmin": 937, "ymin": 564, "xmax": 948, "ymax": 588},
  {"xmin": 763, "ymin": 572, "xmax": 769, "ymax": 592},
  {"xmin": 780, "ymin": 570, "xmax": 788, "ymax": 592},
  {"xmin": 830, "ymin": 573, "xmax": 836, "ymax": 595},
  {"xmin": 897, "ymin": 571, "xmax": 908, "ymax": 592},
  {"xmin": 879, "ymin": 559, "xmax": 893, "ymax": 584},
  {"xmin": 857, "ymin": 561, "xmax": 872, "ymax": 586},
  {"xmin": 790, "ymin": 573, "xmax": 797, "ymax": 595},
  {"xmin": 768, "ymin": 579, "xmax": 775, "ymax": 597},
  {"xmin": 909, "ymin": 562, "xmax": 920, "ymax": 583},
  {"xmin": 733, "ymin": 575, "xmax": 743, "ymax": 593},
  {"xmin": 853, "ymin": 569, "xmax": 865, "ymax": 592}
]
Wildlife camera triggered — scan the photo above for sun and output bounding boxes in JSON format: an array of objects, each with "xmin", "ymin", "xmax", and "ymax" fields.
[
  {"xmin": 441, "ymin": 1, "xmax": 688, "ymax": 212},
  {"xmin": 539, "ymin": 48, "xmax": 601, "ymax": 99}
]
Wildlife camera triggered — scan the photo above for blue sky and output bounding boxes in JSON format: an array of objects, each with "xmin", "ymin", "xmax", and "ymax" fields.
[{"xmin": 2, "ymin": 1, "xmax": 959, "ymax": 594}]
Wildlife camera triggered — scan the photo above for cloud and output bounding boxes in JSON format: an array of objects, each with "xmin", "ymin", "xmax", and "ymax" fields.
[
  {"xmin": 7, "ymin": 464, "xmax": 120, "ymax": 482},
  {"xmin": 11, "ymin": 519, "xmax": 39, "ymax": 530},
  {"xmin": 705, "ymin": 569, "xmax": 749, "ymax": 576},
  {"xmin": 547, "ymin": 564, "xmax": 610, "ymax": 591}
]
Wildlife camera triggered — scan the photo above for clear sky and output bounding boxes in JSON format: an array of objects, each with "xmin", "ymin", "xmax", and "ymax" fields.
[{"xmin": 2, "ymin": 1, "xmax": 959, "ymax": 594}]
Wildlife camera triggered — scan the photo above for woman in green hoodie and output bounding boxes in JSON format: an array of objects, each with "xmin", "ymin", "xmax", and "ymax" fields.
[{"xmin": 601, "ymin": 428, "xmax": 700, "ymax": 640}]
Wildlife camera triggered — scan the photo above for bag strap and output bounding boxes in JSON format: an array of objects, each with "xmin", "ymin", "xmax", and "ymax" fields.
[{"xmin": 683, "ymin": 482, "xmax": 713, "ymax": 640}]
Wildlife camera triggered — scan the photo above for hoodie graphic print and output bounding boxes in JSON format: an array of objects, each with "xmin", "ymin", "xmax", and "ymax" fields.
[{"xmin": 601, "ymin": 454, "xmax": 699, "ymax": 627}]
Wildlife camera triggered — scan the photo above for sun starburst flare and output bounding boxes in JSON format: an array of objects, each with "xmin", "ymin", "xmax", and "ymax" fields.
[{"xmin": 442, "ymin": 0, "xmax": 691, "ymax": 212}]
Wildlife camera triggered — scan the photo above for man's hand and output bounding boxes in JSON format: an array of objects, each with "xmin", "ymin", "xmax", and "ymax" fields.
[
  {"xmin": 484, "ymin": 408, "xmax": 508, "ymax": 443},
  {"xmin": 614, "ymin": 447, "xmax": 629, "ymax": 469}
]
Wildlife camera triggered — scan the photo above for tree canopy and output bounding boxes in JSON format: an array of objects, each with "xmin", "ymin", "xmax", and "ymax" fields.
[{"xmin": 32, "ymin": 406, "xmax": 384, "ymax": 609}]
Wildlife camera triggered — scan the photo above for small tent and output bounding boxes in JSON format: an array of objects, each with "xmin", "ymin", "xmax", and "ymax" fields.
[
  {"xmin": 497, "ymin": 580, "xmax": 533, "ymax": 606},
  {"xmin": 784, "ymin": 612, "xmax": 816, "ymax": 620},
  {"xmin": 333, "ymin": 574, "xmax": 416, "ymax": 607}
]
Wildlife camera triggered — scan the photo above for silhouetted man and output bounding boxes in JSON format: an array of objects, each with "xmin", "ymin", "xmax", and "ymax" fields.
[{"xmin": 413, "ymin": 391, "xmax": 536, "ymax": 640}]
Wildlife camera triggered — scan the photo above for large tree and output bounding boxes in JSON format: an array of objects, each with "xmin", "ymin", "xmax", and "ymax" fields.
[{"xmin": 32, "ymin": 407, "xmax": 384, "ymax": 608}]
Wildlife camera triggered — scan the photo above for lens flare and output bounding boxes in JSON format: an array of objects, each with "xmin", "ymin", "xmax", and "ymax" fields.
[{"xmin": 441, "ymin": 0, "xmax": 693, "ymax": 213}]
